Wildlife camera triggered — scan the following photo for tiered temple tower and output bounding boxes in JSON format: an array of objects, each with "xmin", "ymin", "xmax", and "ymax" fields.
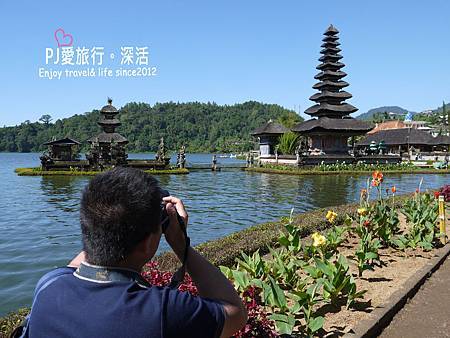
[
  {"xmin": 87, "ymin": 98, "xmax": 128, "ymax": 167},
  {"xmin": 293, "ymin": 25, "xmax": 372, "ymax": 154}
]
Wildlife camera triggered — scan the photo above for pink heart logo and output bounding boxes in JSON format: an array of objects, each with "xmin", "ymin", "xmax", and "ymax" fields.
[{"xmin": 54, "ymin": 28, "xmax": 73, "ymax": 47}]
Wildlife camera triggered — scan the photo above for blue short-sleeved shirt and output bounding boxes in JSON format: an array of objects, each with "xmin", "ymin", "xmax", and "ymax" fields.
[{"xmin": 28, "ymin": 266, "xmax": 225, "ymax": 338}]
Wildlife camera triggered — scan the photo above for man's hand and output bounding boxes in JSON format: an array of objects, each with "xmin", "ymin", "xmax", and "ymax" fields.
[
  {"xmin": 162, "ymin": 196, "xmax": 189, "ymax": 260},
  {"xmin": 162, "ymin": 195, "xmax": 247, "ymax": 337}
]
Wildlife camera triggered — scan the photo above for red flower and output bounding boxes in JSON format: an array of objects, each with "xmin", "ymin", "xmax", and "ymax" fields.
[
  {"xmin": 434, "ymin": 191, "xmax": 441, "ymax": 199},
  {"xmin": 363, "ymin": 220, "xmax": 370, "ymax": 227},
  {"xmin": 391, "ymin": 186, "xmax": 396, "ymax": 194},
  {"xmin": 416, "ymin": 188, "xmax": 420, "ymax": 194}
]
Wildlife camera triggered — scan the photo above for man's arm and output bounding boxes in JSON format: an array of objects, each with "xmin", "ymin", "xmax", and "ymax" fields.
[{"xmin": 163, "ymin": 196, "xmax": 248, "ymax": 338}]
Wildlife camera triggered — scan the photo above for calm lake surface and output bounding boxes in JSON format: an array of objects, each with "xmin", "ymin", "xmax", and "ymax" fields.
[{"xmin": 0, "ymin": 152, "xmax": 449, "ymax": 316}]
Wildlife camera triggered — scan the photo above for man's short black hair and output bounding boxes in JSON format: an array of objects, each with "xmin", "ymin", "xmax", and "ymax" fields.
[{"xmin": 80, "ymin": 167, "xmax": 162, "ymax": 265}]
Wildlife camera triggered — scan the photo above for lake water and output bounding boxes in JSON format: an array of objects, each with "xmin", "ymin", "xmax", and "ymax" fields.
[{"xmin": 0, "ymin": 152, "xmax": 449, "ymax": 316}]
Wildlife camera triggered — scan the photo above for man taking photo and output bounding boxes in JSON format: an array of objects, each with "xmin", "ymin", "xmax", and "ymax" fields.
[{"xmin": 23, "ymin": 167, "xmax": 247, "ymax": 337}]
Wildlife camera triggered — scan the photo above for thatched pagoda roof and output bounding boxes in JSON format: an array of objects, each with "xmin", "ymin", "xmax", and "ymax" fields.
[
  {"xmin": 324, "ymin": 24, "xmax": 339, "ymax": 35},
  {"xmin": 356, "ymin": 128, "xmax": 439, "ymax": 147},
  {"xmin": 100, "ymin": 98, "xmax": 119, "ymax": 114},
  {"xmin": 316, "ymin": 62, "xmax": 344, "ymax": 70},
  {"xmin": 310, "ymin": 91, "xmax": 352, "ymax": 102},
  {"xmin": 313, "ymin": 80, "xmax": 349, "ymax": 90},
  {"xmin": 88, "ymin": 132, "xmax": 128, "ymax": 144},
  {"xmin": 321, "ymin": 41, "xmax": 340, "ymax": 48},
  {"xmin": 305, "ymin": 103, "xmax": 358, "ymax": 117},
  {"xmin": 305, "ymin": 24, "xmax": 358, "ymax": 119},
  {"xmin": 319, "ymin": 54, "xmax": 343, "ymax": 62},
  {"xmin": 98, "ymin": 117, "xmax": 121, "ymax": 126},
  {"xmin": 431, "ymin": 134, "xmax": 450, "ymax": 145},
  {"xmin": 292, "ymin": 117, "xmax": 373, "ymax": 134},
  {"xmin": 43, "ymin": 137, "xmax": 80, "ymax": 146},
  {"xmin": 251, "ymin": 120, "xmax": 288, "ymax": 136}
]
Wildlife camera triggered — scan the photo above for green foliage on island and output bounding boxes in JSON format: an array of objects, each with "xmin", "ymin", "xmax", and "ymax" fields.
[
  {"xmin": 0, "ymin": 101, "xmax": 302, "ymax": 153},
  {"xmin": 14, "ymin": 167, "xmax": 189, "ymax": 176},
  {"xmin": 246, "ymin": 163, "xmax": 450, "ymax": 176}
]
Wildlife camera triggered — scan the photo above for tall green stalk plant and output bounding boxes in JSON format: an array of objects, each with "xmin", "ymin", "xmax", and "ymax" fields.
[{"xmin": 277, "ymin": 132, "xmax": 299, "ymax": 155}]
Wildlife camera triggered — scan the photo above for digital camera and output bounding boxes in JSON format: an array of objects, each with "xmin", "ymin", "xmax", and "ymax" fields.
[{"xmin": 160, "ymin": 189, "xmax": 185, "ymax": 233}]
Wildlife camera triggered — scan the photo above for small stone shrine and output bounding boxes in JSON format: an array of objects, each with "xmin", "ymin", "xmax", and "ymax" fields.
[
  {"xmin": 40, "ymin": 98, "xmax": 175, "ymax": 171},
  {"xmin": 86, "ymin": 98, "xmax": 128, "ymax": 169}
]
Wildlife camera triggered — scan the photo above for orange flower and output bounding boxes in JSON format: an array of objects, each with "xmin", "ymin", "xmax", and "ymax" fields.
[
  {"xmin": 391, "ymin": 186, "xmax": 396, "ymax": 194},
  {"xmin": 372, "ymin": 170, "xmax": 383, "ymax": 181},
  {"xmin": 371, "ymin": 171, "xmax": 384, "ymax": 187},
  {"xmin": 363, "ymin": 220, "xmax": 370, "ymax": 227}
]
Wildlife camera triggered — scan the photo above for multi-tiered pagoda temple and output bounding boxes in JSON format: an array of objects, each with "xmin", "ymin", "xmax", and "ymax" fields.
[
  {"xmin": 86, "ymin": 98, "xmax": 128, "ymax": 167},
  {"xmin": 293, "ymin": 25, "xmax": 372, "ymax": 156}
]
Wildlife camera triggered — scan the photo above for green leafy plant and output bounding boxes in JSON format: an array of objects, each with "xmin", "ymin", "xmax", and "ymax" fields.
[
  {"xmin": 312, "ymin": 255, "xmax": 365, "ymax": 308},
  {"xmin": 220, "ymin": 267, "xmax": 252, "ymax": 292},
  {"xmin": 325, "ymin": 225, "xmax": 348, "ymax": 254},
  {"xmin": 369, "ymin": 201, "xmax": 400, "ymax": 246},
  {"xmin": 288, "ymin": 283, "xmax": 324, "ymax": 337},
  {"xmin": 397, "ymin": 192, "xmax": 439, "ymax": 250},
  {"xmin": 261, "ymin": 276, "xmax": 298, "ymax": 335},
  {"xmin": 278, "ymin": 210, "xmax": 303, "ymax": 255},
  {"xmin": 235, "ymin": 250, "xmax": 266, "ymax": 279},
  {"xmin": 354, "ymin": 220, "xmax": 381, "ymax": 276},
  {"xmin": 277, "ymin": 131, "xmax": 299, "ymax": 155}
]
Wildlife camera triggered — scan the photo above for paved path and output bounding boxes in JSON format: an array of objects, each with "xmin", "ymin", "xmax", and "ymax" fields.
[{"xmin": 379, "ymin": 254, "xmax": 450, "ymax": 338}]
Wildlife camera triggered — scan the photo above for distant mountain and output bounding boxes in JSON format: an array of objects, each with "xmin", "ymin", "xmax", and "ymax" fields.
[
  {"xmin": 430, "ymin": 102, "xmax": 450, "ymax": 115},
  {"xmin": 356, "ymin": 106, "xmax": 415, "ymax": 121}
]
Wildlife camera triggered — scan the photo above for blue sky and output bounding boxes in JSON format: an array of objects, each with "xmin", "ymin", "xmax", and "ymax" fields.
[{"xmin": 0, "ymin": 0, "xmax": 449, "ymax": 126}]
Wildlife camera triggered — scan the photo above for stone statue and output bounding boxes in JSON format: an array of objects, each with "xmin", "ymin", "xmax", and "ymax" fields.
[
  {"xmin": 212, "ymin": 154, "xmax": 217, "ymax": 171},
  {"xmin": 179, "ymin": 145, "xmax": 186, "ymax": 168},
  {"xmin": 156, "ymin": 137, "xmax": 166, "ymax": 162}
]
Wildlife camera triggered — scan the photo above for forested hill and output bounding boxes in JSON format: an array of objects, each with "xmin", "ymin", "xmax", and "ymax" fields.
[{"xmin": 0, "ymin": 101, "xmax": 301, "ymax": 153}]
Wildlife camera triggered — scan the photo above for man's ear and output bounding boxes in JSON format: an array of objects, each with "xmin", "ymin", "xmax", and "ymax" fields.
[{"xmin": 135, "ymin": 232, "xmax": 161, "ymax": 261}]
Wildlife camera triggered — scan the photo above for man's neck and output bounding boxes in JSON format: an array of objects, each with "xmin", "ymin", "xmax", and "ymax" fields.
[{"xmin": 83, "ymin": 260, "xmax": 144, "ymax": 273}]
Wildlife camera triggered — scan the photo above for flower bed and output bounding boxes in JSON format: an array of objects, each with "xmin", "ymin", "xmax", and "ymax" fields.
[{"xmin": 216, "ymin": 174, "xmax": 449, "ymax": 336}]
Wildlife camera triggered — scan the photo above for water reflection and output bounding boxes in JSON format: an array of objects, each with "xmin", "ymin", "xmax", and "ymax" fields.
[{"xmin": 40, "ymin": 176, "xmax": 86, "ymax": 213}]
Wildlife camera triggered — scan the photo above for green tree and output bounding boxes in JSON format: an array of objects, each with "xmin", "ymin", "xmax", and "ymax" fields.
[
  {"xmin": 0, "ymin": 101, "xmax": 302, "ymax": 153},
  {"xmin": 39, "ymin": 114, "xmax": 52, "ymax": 126}
]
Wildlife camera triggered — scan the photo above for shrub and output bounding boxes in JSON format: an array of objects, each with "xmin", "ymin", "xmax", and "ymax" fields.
[{"xmin": 277, "ymin": 132, "xmax": 299, "ymax": 155}]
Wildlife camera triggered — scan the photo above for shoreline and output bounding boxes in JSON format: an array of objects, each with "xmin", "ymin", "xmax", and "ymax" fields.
[
  {"xmin": 245, "ymin": 167, "xmax": 450, "ymax": 176},
  {"xmin": 14, "ymin": 167, "xmax": 189, "ymax": 176}
]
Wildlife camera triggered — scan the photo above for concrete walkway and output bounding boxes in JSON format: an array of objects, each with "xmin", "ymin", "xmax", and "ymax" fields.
[{"xmin": 379, "ymin": 254, "xmax": 450, "ymax": 338}]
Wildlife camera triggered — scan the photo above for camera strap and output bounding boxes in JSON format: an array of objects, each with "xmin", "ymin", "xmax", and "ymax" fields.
[{"xmin": 168, "ymin": 219, "xmax": 190, "ymax": 289}]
